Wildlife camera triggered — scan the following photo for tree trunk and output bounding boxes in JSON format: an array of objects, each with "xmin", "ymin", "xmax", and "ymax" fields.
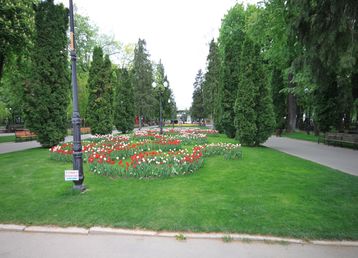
[
  {"xmin": 138, "ymin": 115, "xmax": 142, "ymax": 130},
  {"xmin": 287, "ymin": 72, "xmax": 297, "ymax": 132}
]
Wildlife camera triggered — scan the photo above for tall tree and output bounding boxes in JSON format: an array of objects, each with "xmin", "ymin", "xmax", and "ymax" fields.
[
  {"xmin": 87, "ymin": 46, "xmax": 113, "ymax": 134},
  {"xmin": 218, "ymin": 4, "xmax": 246, "ymax": 138},
  {"xmin": 203, "ymin": 39, "xmax": 222, "ymax": 130},
  {"xmin": 114, "ymin": 68, "xmax": 134, "ymax": 133},
  {"xmin": 132, "ymin": 38, "xmax": 154, "ymax": 128},
  {"xmin": 73, "ymin": 13, "xmax": 98, "ymax": 73},
  {"xmin": 23, "ymin": 0, "xmax": 69, "ymax": 147},
  {"xmin": 191, "ymin": 70, "xmax": 205, "ymax": 121},
  {"xmin": 287, "ymin": 0, "xmax": 358, "ymax": 132},
  {"xmin": 234, "ymin": 38, "xmax": 275, "ymax": 146},
  {"xmin": 0, "ymin": 0, "xmax": 35, "ymax": 80}
]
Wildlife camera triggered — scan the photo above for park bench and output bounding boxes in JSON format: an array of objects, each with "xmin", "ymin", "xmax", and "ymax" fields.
[
  {"xmin": 68, "ymin": 127, "xmax": 91, "ymax": 135},
  {"xmin": 320, "ymin": 132, "xmax": 358, "ymax": 149},
  {"xmin": 15, "ymin": 129, "xmax": 37, "ymax": 142}
]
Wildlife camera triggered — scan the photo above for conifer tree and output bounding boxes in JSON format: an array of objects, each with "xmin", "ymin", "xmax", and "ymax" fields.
[
  {"xmin": 191, "ymin": 70, "xmax": 205, "ymax": 121},
  {"xmin": 23, "ymin": 0, "xmax": 69, "ymax": 147},
  {"xmin": 203, "ymin": 39, "xmax": 222, "ymax": 130},
  {"xmin": 87, "ymin": 46, "xmax": 113, "ymax": 134},
  {"xmin": 114, "ymin": 68, "xmax": 134, "ymax": 133},
  {"xmin": 234, "ymin": 38, "xmax": 275, "ymax": 146},
  {"xmin": 218, "ymin": 4, "xmax": 246, "ymax": 138},
  {"xmin": 132, "ymin": 39, "xmax": 154, "ymax": 128}
]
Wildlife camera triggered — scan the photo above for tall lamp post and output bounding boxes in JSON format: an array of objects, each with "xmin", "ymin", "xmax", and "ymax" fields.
[
  {"xmin": 152, "ymin": 81, "xmax": 168, "ymax": 135},
  {"xmin": 69, "ymin": 0, "xmax": 85, "ymax": 191}
]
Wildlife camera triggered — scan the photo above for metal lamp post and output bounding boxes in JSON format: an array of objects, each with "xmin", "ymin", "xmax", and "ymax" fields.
[{"xmin": 69, "ymin": 0, "xmax": 85, "ymax": 191}]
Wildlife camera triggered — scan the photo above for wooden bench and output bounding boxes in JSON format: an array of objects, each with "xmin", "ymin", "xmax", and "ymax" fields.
[
  {"xmin": 68, "ymin": 127, "xmax": 91, "ymax": 135},
  {"xmin": 320, "ymin": 132, "xmax": 358, "ymax": 149},
  {"xmin": 15, "ymin": 129, "xmax": 37, "ymax": 142}
]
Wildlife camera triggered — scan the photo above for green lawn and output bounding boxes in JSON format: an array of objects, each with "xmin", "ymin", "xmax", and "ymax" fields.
[
  {"xmin": 0, "ymin": 135, "xmax": 15, "ymax": 143},
  {"xmin": 0, "ymin": 135, "xmax": 357, "ymax": 240},
  {"xmin": 282, "ymin": 131, "xmax": 320, "ymax": 142}
]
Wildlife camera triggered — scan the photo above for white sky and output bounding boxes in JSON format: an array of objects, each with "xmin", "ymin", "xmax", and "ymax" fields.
[{"xmin": 56, "ymin": 0, "xmax": 259, "ymax": 110}]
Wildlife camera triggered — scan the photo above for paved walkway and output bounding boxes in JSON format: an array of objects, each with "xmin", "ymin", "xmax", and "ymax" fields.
[
  {"xmin": 0, "ymin": 231, "xmax": 357, "ymax": 258},
  {"xmin": 0, "ymin": 134, "xmax": 94, "ymax": 154},
  {"xmin": 263, "ymin": 136, "xmax": 358, "ymax": 176}
]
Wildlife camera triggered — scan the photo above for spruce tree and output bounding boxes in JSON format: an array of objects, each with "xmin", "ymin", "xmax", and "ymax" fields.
[
  {"xmin": 87, "ymin": 47, "xmax": 113, "ymax": 135},
  {"xmin": 23, "ymin": 0, "xmax": 69, "ymax": 147},
  {"xmin": 191, "ymin": 70, "xmax": 205, "ymax": 122},
  {"xmin": 234, "ymin": 38, "xmax": 275, "ymax": 146},
  {"xmin": 203, "ymin": 39, "xmax": 222, "ymax": 130},
  {"xmin": 287, "ymin": 0, "xmax": 358, "ymax": 131},
  {"xmin": 114, "ymin": 68, "xmax": 134, "ymax": 133},
  {"xmin": 132, "ymin": 39, "xmax": 154, "ymax": 128}
]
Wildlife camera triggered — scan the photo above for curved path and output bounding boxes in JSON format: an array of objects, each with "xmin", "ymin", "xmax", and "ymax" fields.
[{"xmin": 263, "ymin": 136, "xmax": 358, "ymax": 176}]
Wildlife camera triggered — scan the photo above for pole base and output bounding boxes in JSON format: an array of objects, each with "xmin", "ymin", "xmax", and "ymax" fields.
[{"xmin": 72, "ymin": 184, "xmax": 86, "ymax": 192}]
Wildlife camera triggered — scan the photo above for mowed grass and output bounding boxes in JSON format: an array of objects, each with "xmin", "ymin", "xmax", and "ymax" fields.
[
  {"xmin": 0, "ymin": 135, "xmax": 15, "ymax": 143},
  {"xmin": 0, "ymin": 135, "xmax": 357, "ymax": 240},
  {"xmin": 282, "ymin": 131, "xmax": 319, "ymax": 142}
]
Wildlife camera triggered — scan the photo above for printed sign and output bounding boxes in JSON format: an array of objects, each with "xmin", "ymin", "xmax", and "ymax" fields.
[{"xmin": 65, "ymin": 170, "xmax": 79, "ymax": 181}]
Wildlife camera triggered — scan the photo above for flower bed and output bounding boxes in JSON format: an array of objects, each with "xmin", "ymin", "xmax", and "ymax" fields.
[{"xmin": 49, "ymin": 129, "xmax": 241, "ymax": 179}]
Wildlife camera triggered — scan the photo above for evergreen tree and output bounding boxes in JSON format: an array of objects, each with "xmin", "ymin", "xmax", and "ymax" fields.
[
  {"xmin": 114, "ymin": 68, "xmax": 134, "ymax": 133},
  {"xmin": 203, "ymin": 39, "xmax": 222, "ymax": 130},
  {"xmin": 234, "ymin": 38, "xmax": 275, "ymax": 146},
  {"xmin": 218, "ymin": 4, "xmax": 246, "ymax": 138},
  {"xmin": 191, "ymin": 70, "xmax": 205, "ymax": 121},
  {"xmin": 87, "ymin": 46, "xmax": 113, "ymax": 134},
  {"xmin": 23, "ymin": 0, "xmax": 69, "ymax": 147},
  {"xmin": 287, "ymin": 0, "xmax": 358, "ymax": 131},
  {"xmin": 132, "ymin": 39, "xmax": 154, "ymax": 128}
]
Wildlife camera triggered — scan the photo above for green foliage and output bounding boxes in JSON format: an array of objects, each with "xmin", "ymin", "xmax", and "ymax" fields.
[
  {"xmin": 153, "ymin": 60, "xmax": 175, "ymax": 121},
  {"xmin": 0, "ymin": 101, "xmax": 10, "ymax": 124},
  {"xmin": 114, "ymin": 68, "xmax": 134, "ymax": 133},
  {"xmin": 190, "ymin": 69, "xmax": 206, "ymax": 120},
  {"xmin": 0, "ymin": 54, "xmax": 32, "ymax": 125},
  {"xmin": 270, "ymin": 68, "xmax": 286, "ymax": 129},
  {"xmin": 87, "ymin": 47, "xmax": 113, "ymax": 135},
  {"xmin": 203, "ymin": 39, "xmax": 222, "ymax": 130},
  {"xmin": 23, "ymin": 0, "xmax": 69, "ymax": 147},
  {"xmin": 0, "ymin": 0, "xmax": 35, "ymax": 79},
  {"xmin": 132, "ymin": 39, "xmax": 154, "ymax": 126},
  {"xmin": 287, "ymin": 0, "xmax": 358, "ymax": 131},
  {"xmin": 235, "ymin": 38, "xmax": 275, "ymax": 146},
  {"xmin": 222, "ymin": 235, "xmax": 234, "ymax": 243},
  {"xmin": 175, "ymin": 234, "xmax": 186, "ymax": 241},
  {"xmin": 218, "ymin": 4, "xmax": 246, "ymax": 138},
  {"xmin": 73, "ymin": 14, "xmax": 98, "ymax": 72}
]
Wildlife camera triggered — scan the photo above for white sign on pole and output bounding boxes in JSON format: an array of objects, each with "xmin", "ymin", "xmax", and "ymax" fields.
[{"xmin": 65, "ymin": 170, "xmax": 79, "ymax": 181}]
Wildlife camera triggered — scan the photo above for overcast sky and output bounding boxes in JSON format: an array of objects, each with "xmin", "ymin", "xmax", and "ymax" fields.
[{"xmin": 57, "ymin": 0, "xmax": 259, "ymax": 110}]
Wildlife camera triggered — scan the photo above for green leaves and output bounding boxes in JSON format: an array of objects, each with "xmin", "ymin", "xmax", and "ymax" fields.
[
  {"xmin": 114, "ymin": 68, "xmax": 135, "ymax": 133},
  {"xmin": 87, "ymin": 46, "xmax": 113, "ymax": 135},
  {"xmin": 23, "ymin": 0, "xmax": 69, "ymax": 147}
]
